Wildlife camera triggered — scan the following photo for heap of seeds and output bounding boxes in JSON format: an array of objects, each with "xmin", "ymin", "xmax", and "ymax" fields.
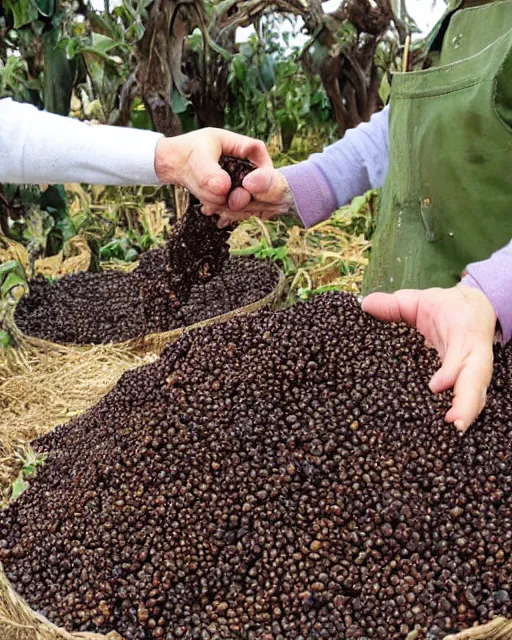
[
  {"xmin": 14, "ymin": 255, "xmax": 277, "ymax": 344},
  {"xmin": 1, "ymin": 292, "xmax": 511, "ymax": 640},
  {"xmin": 14, "ymin": 156, "xmax": 277, "ymax": 344}
]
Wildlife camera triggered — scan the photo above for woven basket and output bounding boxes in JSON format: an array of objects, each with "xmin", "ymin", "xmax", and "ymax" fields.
[
  {"xmin": 13, "ymin": 268, "xmax": 286, "ymax": 355},
  {"xmin": 3, "ymin": 267, "xmax": 511, "ymax": 640},
  {"xmin": 0, "ymin": 564, "xmax": 510, "ymax": 640}
]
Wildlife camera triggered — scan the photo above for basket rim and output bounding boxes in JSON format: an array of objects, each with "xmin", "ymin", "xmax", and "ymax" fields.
[{"xmin": 12, "ymin": 266, "xmax": 286, "ymax": 354}]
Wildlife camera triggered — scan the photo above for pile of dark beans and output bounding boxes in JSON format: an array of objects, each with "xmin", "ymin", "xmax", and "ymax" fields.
[
  {"xmin": 1, "ymin": 292, "xmax": 511, "ymax": 639},
  {"xmin": 14, "ymin": 156, "xmax": 277, "ymax": 345},
  {"xmin": 14, "ymin": 254, "xmax": 278, "ymax": 344}
]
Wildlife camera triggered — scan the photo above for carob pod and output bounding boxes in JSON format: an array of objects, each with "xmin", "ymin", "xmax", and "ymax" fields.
[
  {"xmin": 165, "ymin": 156, "xmax": 256, "ymax": 305},
  {"xmin": 2, "ymin": 292, "xmax": 512, "ymax": 639}
]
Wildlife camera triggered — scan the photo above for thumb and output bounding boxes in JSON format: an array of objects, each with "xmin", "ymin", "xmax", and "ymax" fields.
[
  {"xmin": 362, "ymin": 290, "xmax": 422, "ymax": 327},
  {"xmin": 242, "ymin": 168, "xmax": 287, "ymax": 204}
]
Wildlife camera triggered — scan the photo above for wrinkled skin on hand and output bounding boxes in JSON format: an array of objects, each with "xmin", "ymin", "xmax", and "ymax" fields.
[
  {"xmin": 203, "ymin": 166, "xmax": 295, "ymax": 226},
  {"xmin": 154, "ymin": 128, "xmax": 273, "ymax": 211},
  {"xmin": 362, "ymin": 285, "xmax": 497, "ymax": 432}
]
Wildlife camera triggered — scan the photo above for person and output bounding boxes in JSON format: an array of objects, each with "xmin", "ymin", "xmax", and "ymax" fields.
[
  {"xmin": 208, "ymin": 0, "xmax": 512, "ymax": 433},
  {"xmin": 0, "ymin": 97, "xmax": 272, "ymax": 213}
]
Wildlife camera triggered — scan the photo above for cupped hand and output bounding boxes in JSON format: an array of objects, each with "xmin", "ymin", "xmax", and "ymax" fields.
[
  {"xmin": 154, "ymin": 128, "xmax": 272, "ymax": 211},
  {"xmin": 205, "ymin": 166, "xmax": 296, "ymax": 227},
  {"xmin": 361, "ymin": 285, "xmax": 497, "ymax": 432}
]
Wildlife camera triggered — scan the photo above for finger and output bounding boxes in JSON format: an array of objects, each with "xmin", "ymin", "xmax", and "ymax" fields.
[
  {"xmin": 217, "ymin": 211, "xmax": 255, "ymax": 226},
  {"xmin": 216, "ymin": 213, "xmax": 270, "ymax": 228},
  {"xmin": 224, "ymin": 200, "xmax": 289, "ymax": 214},
  {"xmin": 199, "ymin": 197, "xmax": 234, "ymax": 215},
  {"xmin": 228, "ymin": 187, "xmax": 251, "ymax": 211},
  {"xmin": 217, "ymin": 215, "xmax": 234, "ymax": 229},
  {"xmin": 201, "ymin": 199, "xmax": 230, "ymax": 216},
  {"xmin": 187, "ymin": 149, "xmax": 232, "ymax": 199},
  {"xmin": 445, "ymin": 344, "xmax": 493, "ymax": 431},
  {"xmin": 205, "ymin": 203, "xmax": 288, "ymax": 218},
  {"xmin": 428, "ymin": 336, "xmax": 465, "ymax": 393},
  {"xmin": 241, "ymin": 168, "xmax": 286, "ymax": 204},
  {"xmin": 201, "ymin": 204, "xmax": 219, "ymax": 216},
  {"xmin": 361, "ymin": 290, "xmax": 422, "ymax": 327},
  {"xmin": 214, "ymin": 130, "xmax": 273, "ymax": 168}
]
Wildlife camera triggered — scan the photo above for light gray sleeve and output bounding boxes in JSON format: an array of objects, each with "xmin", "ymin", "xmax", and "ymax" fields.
[{"xmin": 0, "ymin": 98, "xmax": 164, "ymax": 185}]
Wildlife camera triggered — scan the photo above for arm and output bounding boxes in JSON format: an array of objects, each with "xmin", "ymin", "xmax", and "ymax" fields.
[
  {"xmin": 280, "ymin": 105, "xmax": 389, "ymax": 228},
  {"xmin": 211, "ymin": 106, "xmax": 390, "ymax": 227},
  {"xmin": 461, "ymin": 240, "xmax": 512, "ymax": 344},
  {"xmin": 0, "ymin": 98, "xmax": 272, "ymax": 208},
  {"xmin": 0, "ymin": 98, "xmax": 162, "ymax": 186}
]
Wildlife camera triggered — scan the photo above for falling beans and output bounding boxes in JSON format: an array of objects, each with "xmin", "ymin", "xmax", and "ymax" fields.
[{"xmin": 15, "ymin": 156, "xmax": 275, "ymax": 345}]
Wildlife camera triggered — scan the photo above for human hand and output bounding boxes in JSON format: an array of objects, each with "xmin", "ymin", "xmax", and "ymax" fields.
[
  {"xmin": 154, "ymin": 128, "xmax": 272, "ymax": 212},
  {"xmin": 361, "ymin": 285, "xmax": 497, "ymax": 432},
  {"xmin": 205, "ymin": 166, "xmax": 296, "ymax": 227}
]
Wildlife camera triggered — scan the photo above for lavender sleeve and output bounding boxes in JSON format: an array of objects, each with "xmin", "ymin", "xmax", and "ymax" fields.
[
  {"xmin": 278, "ymin": 105, "xmax": 390, "ymax": 228},
  {"xmin": 461, "ymin": 241, "xmax": 512, "ymax": 344}
]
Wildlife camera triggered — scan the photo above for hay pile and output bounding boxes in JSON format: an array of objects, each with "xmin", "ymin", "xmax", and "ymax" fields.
[{"xmin": 0, "ymin": 316, "xmax": 153, "ymax": 488}]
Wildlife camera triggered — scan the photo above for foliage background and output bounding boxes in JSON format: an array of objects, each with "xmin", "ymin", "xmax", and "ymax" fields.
[{"xmin": 0, "ymin": 0, "xmax": 434, "ymax": 336}]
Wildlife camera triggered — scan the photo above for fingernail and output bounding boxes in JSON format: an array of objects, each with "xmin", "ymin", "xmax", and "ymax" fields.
[{"xmin": 454, "ymin": 419, "xmax": 466, "ymax": 432}]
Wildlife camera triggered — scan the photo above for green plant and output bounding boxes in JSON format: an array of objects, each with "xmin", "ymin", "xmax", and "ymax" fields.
[
  {"xmin": 0, "ymin": 54, "xmax": 40, "ymax": 103},
  {"xmin": 1, "ymin": 445, "xmax": 46, "ymax": 507},
  {"xmin": 225, "ymin": 16, "xmax": 335, "ymax": 148},
  {"xmin": 0, "ymin": 260, "xmax": 28, "ymax": 302}
]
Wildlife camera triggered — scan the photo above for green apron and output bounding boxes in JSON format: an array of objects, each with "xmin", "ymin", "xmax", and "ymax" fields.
[{"xmin": 362, "ymin": 0, "xmax": 512, "ymax": 294}]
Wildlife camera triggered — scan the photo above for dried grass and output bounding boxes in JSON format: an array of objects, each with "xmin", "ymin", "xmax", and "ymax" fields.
[
  {"xmin": 443, "ymin": 619, "xmax": 512, "ymax": 640},
  {"xmin": 285, "ymin": 218, "xmax": 370, "ymax": 293},
  {"xmin": 0, "ymin": 314, "xmax": 154, "ymax": 486},
  {"xmin": 230, "ymin": 202, "xmax": 373, "ymax": 298},
  {"xmin": 0, "ymin": 237, "xmax": 91, "ymax": 279}
]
